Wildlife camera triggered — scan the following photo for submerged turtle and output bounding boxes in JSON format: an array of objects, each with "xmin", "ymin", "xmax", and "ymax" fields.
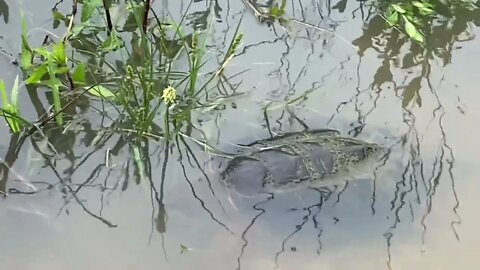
[{"xmin": 207, "ymin": 129, "xmax": 383, "ymax": 197}]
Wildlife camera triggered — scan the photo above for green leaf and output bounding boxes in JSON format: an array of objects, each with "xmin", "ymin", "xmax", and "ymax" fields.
[
  {"xmin": 402, "ymin": 15, "xmax": 424, "ymax": 43},
  {"xmin": 52, "ymin": 10, "xmax": 65, "ymax": 20},
  {"xmin": 88, "ymin": 85, "xmax": 115, "ymax": 99},
  {"xmin": 72, "ymin": 63, "xmax": 86, "ymax": 84},
  {"xmin": 412, "ymin": 1, "xmax": 433, "ymax": 13},
  {"xmin": 69, "ymin": 24, "xmax": 86, "ymax": 39},
  {"xmin": 270, "ymin": 4, "xmax": 284, "ymax": 17},
  {"xmin": 0, "ymin": 77, "xmax": 23, "ymax": 133},
  {"xmin": 25, "ymin": 64, "xmax": 48, "ymax": 84},
  {"xmin": 21, "ymin": 44, "xmax": 33, "ymax": 70},
  {"xmin": 52, "ymin": 42, "xmax": 67, "ymax": 65},
  {"xmin": 101, "ymin": 30, "xmax": 124, "ymax": 52},
  {"xmin": 53, "ymin": 66, "xmax": 69, "ymax": 75},
  {"xmin": 391, "ymin": 4, "xmax": 406, "ymax": 14},
  {"xmin": 4, "ymin": 107, "xmax": 22, "ymax": 133},
  {"xmin": 412, "ymin": 1, "xmax": 425, "ymax": 8},
  {"xmin": 47, "ymin": 60, "xmax": 63, "ymax": 125},
  {"xmin": 0, "ymin": 79, "xmax": 9, "ymax": 108},
  {"xmin": 10, "ymin": 75, "xmax": 20, "ymax": 112},
  {"xmin": 387, "ymin": 11, "xmax": 399, "ymax": 26},
  {"xmin": 20, "ymin": 17, "xmax": 33, "ymax": 70},
  {"xmin": 52, "ymin": 10, "xmax": 66, "ymax": 29},
  {"xmin": 33, "ymin": 47, "xmax": 51, "ymax": 59},
  {"xmin": 81, "ymin": 0, "xmax": 102, "ymax": 22}
]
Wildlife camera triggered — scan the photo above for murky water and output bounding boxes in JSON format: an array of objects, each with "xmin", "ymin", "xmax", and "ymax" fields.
[{"xmin": 1, "ymin": 0, "xmax": 480, "ymax": 269}]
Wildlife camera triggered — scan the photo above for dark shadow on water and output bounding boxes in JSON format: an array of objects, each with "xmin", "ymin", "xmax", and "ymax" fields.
[
  {"xmin": 0, "ymin": 0, "xmax": 8, "ymax": 24},
  {"xmin": 177, "ymin": 136, "xmax": 234, "ymax": 235},
  {"xmin": 236, "ymin": 192, "xmax": 274, "ymax": 270}
]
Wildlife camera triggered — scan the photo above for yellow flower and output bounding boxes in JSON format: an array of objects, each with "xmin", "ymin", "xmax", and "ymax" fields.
[{"xmin": 161, "ymin": 86, "xmax": 176, "ymax": 105}]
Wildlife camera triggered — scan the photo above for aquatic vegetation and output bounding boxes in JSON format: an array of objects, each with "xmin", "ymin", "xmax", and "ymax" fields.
[
  {"xmin": 378, "ymin": 0, "xmax": 479, "ymax": 44},
  {"xmin": 0, "ymin": 0, "xmax": 248, "ymax": 204},
  {"xmin": 3, "ymin": 0, "xmax": 475, "ymax": 138},
  {"xmin": 383, "ymin": 1, "xmax": 435, "ymax": 43},
  {"xmin": 161, "ymin": 86, "xmax": 177, "ymax": 105},
  {"xmin": 0, "ymin": 76, "xmax": 27, "ymax": 133},
  {"xmin": 4, "ymin": 0, "xmax": 244, "ymax": 142},
  {"xmin": 347, "ymin": 0, "xmax": 480, "ymax": 108},
  {"xmin": 20, "ymin": 12, "xmax": 72, "ymax": 126}
]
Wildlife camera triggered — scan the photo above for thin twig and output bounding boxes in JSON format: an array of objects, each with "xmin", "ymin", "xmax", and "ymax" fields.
[
  {"xmin": 62, "ymin": 0, "xmax": 77, "ymax": 42},
  {"xmin": 142, "ymin": 0, "xmax": 152, "ymax": 33},
  {"xmin": 102, "ymin": 0, "xmax": 113, "ymax": 33}
]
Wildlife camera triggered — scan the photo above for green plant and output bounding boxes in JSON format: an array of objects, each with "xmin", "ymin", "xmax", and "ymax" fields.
[
  {"xmin": 21, "ymin": 18, "xmax": 67, "ymax": 125},
  {"xmin": 0, "ymin": 76, "xmax": 27, "ymax": 133},
  {"xmin": 383, "ymin": 1, "xmax": 435, "ymax": 43},
  {"xmin": 3, "ymin": 0, "xmax": 245, "ymax": 150},
  {"xmin": 269, "ymin": 0, "xmax": 287, "ymax": 20}
]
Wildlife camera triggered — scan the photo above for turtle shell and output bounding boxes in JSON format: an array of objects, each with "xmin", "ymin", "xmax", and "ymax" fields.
[{"xmin": 212, "ymin": 129, "xmax": 381, "ymax": 196}]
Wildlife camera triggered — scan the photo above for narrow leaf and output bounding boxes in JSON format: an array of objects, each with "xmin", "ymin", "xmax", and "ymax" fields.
[
  {"xmin": 391, "ymin": 4, "xmax": 406, "ymax": 14},
  {"xmin": 52, "ymin": 42, "xmax": 67, "ymax": 65},
  {"xmin": 403, "ymin": 15, "xmax": 424, "ymax": 43},
  {"xmin": 47, "ymin": 61, "xmax": 63, "ymax": 125},
  {"xmin": 20, "ymin": 16, "xmax": 33, "ymax": 70},
  {"xmin": 25, "ymin": 64, "xmax": 48, "ymax": 84},
  {"xmin": 34, "ymin": 47, "xmax": 51, "ymax": 59},
  {"xmin": 101, "ymin": 30, "xmax": 124, "ymax": 52},
  {"xmin": 81, "ymin": 0, "xmax": 102, "ymax": 22},
  {"xmin": 387, "ymin": 11, "xmax": 399, "ymax": 26},
  {"xmin": 72, "ymin": 63, "xmax": 86, "ymax": 84},
  {"xmin": 0, "ymin": 79, "xmax": 8, "ymax": 107},
  {"xmin": 11, "ymin": 75, "xmax": 20, "ymax": 110},
  {"xmin": 88, "ymin": 85, "xmax": 115, "ymax": 99}
]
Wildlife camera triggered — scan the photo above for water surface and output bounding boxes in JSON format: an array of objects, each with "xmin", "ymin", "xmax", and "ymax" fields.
[{"xmin": 1, "ymin": 0, "xmax": 480, "ymax": 269}]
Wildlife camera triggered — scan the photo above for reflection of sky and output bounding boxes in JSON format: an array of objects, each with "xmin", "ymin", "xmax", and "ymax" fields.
[{"xmin": 0, "ymin": 0, "xmax": 480, "ymax": 269}]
